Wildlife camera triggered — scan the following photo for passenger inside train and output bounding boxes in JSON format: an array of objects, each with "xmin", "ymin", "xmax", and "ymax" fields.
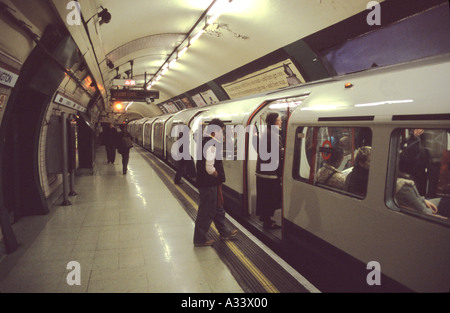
[
  {"xmin": 337, "ymin": 136, "xmax": 354, "ymax": 171},
  {"xmin": 316, "ymin": 147, "xmax": 346, "ymax": 190},
  {"xmin": 345, "ymin": 146, "xmax": 372, "ymax": 196},
  {"xmin": 394, "ymin": 128, "xmax": 450, "ymax": 219},
  {"xmin": 255, "ymin": 112, "xmax": 284, "ymax": 229},
  {"xmin": 306, "ymin": 127, "xmax": 372, "ymax": 196}
]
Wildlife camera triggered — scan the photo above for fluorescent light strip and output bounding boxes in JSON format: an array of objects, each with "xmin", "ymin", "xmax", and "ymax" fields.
[{"xmin": 151, "ymin": 1, "xmax": 231, "ymax": 86}]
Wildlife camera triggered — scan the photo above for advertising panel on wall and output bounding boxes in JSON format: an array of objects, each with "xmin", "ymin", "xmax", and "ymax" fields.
[
  {"xmin": 221, "ymin": 59, "xmax": 305, "ymax": 99},
  {"xmin": 200, "ymin": 89, "xmax": 220, "ymax": 105},
  {"xmin": 181, "ymin": 97, "xmax": 195, "ymax": 108},
  {"xmin": 191, "ymin": 93, "xmax": 207, "ymax": 107}
]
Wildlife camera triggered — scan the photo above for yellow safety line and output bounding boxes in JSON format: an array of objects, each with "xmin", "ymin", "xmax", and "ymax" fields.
[{"xmin": 138, "ymin": 150, "xmax": 279, "ymax": 293}]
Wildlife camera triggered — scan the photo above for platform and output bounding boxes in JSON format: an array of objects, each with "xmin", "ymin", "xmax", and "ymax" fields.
[{"xmin": 0, "ymin": 145, "xmax": 318, "ymax": 293}]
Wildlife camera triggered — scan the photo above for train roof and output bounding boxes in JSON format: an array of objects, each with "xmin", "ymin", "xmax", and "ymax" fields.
[
  {"xmin": 130, "ymin": 117, "xmax": 151, "ymax": 125},
  {"xmin": 199, "ymin": 93, "xmax": 269, "ymax": 125},
  {"xmin": 153, "ymin": 113, "xmax": 175, "ymax": 123},
  {"xmin": 287, "ymin": 53, "xmax": 450, "ymax": 124},
  {"xmin": 170, "ymin": 107, "xmax": 209, "ymax": 125}
]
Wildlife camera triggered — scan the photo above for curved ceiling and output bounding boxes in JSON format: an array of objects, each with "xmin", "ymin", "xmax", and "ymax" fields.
[{"xmin": 49, "ymin": 0, "xmax": 376, "ymax": 118}]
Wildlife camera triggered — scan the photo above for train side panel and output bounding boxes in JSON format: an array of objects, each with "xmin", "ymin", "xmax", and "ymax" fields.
[{"xmin": 283, "ymin": 54, "xmax": 450, "ymax": 292}]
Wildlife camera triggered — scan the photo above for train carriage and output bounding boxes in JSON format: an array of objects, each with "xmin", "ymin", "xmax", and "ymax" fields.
[
  {"xmin": 152, "ymin": 113, "xmax": 175, "ymax": 159},
  {"xmin": 131, "ymin": 118, "xmax": 151, "ymax": 146},
  {"xmin": 127, "ymin": 120, "xmax": 138, "ymax": 142},
  {"xmin": 142, "ymin": 117, "xmax": 158, "ymax": 152},
  {"xmin": 282, "ymin": 53, "xmax": 450, "ymax": 292},
  {"xmin": 165, "ymin": 107, "xmax": 210, "ymax": 174}
]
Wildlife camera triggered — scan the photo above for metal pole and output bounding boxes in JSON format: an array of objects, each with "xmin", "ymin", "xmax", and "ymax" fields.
[
  {"xmin": 69, "ymin": 168, "xmax": 77, "ymax": 196},
  {"xmin": 69, "ymin": 115, "xmax": 77, "ymax": 196},
  {"xmin": 60, "ymin": 112, "xmax": 71, "ymax": 206}
]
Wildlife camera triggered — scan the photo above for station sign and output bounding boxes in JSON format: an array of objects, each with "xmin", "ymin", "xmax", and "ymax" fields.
[
  {"xmin": 54, "ymin": 92, "xmax": 87, "ymax": 113},
  {"xmin": 0, "ymin": 66, "xmax": 19, "ymax": 88},
  {"xmin": 110, "ymin": 89, "xmax": 159, "ymax": 101},
  {"xmin": 112, "ymin": 79, "xmax": 136, "ymax": 86}
]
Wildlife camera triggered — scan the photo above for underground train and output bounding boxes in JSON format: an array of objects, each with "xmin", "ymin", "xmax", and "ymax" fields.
[{"xmin": 128, "ymin": 53, "xmax": 450, "ymax": 292}]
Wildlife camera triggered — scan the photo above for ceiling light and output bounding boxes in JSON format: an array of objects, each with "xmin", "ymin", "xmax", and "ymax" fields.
[
  {"xmin": 178, "ymin": 46, "xmax": 188, "ymax": 58},
  {"xmin": 169, "ymin": 58, "xmax": 177, "ymax": 68}
]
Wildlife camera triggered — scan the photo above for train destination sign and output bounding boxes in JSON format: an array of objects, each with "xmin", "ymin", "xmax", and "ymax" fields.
[{"xmin": 110, "ymin": 89, "xmax": 160, "ymax": 101}]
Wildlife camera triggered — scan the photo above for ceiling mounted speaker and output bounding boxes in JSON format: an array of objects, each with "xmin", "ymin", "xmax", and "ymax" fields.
[{"xmin": 98, "ymin": 8, "xmax": 111, "ymax": 25}]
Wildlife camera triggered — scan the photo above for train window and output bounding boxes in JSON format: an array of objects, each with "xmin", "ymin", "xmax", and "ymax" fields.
[
  {"xmin": 196, "ymin": 122, "xmax": 239, "ymax": 160},
  {"xmin": 389, "ymin": 128, "xmax": 450, "ymax": 222},
  {"xmin": 294, "ymin": 126, "xmax": 372, "ymax": 198},
  {"xmin": 223, "ymin": 124, "xmax": 240, "ymax": 160}
]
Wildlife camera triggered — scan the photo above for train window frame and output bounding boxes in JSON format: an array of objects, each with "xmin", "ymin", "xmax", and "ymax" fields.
[
  {"xmin": 223, "ymin": 123, "xmax": 242, "ymax": 161},
  {"xmin": 293, "ymin": 125, "xmax": 373, "ymax": 200},
  {"xmin": 386, "ymin": 128, "xmax": 450, "ymax": 226}
]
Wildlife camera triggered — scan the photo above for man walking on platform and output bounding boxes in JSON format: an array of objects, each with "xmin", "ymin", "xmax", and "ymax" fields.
[
  {"xmin": 104, "ymin": 123, "xmax": 118, "ymax": 164},
  {"xmin": 193, "ymin": 119, "xmax": 238, "ymax": 246}
]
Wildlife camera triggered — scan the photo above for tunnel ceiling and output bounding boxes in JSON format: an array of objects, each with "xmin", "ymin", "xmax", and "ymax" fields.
[{"xmin": 49, "ymin": 0, "xmax": 377, "ymax": 118}]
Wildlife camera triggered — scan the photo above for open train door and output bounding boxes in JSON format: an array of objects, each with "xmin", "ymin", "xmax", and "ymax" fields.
[{"xmin": 245, "ymin": 95, "xmax": 309, "ymax": 238}]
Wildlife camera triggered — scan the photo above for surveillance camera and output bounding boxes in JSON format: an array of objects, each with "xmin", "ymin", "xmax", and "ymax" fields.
[{"xmin": 146, "ymin": 98, "xmax": 151, "ymax": 104}]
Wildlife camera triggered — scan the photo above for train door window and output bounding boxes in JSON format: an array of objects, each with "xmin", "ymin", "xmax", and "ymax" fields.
[
  {"xmin": 223, "ymin": 124, "xmax": 243, "ymax": 161},
  {"xmin": 154, "ymin": 122, "xmax": 163, "ymax": 139},
  {"xmin": 389, "ymin": 128, "xmax": 450, "ymax": 223},
  {"xmin": 196, "ymin": 120, "xmax": 236, "ymax": 160},
  {"xmin": 259, "ymin": 96, "xmax": 307, "ymax": 144},
  {"xmin": 293, "ymin": 126, "xmax": 372, "ymax": 198}
]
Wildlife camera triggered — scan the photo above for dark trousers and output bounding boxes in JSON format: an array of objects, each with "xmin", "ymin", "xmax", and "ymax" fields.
[
  {"xmin": 106, "ymin": 145, "xmax": 116, "ymax": 163},
  {"xmin": 193, "ymin": 186, "xmax": 229, "ymax": 244},
  {"xmin": 256, "ymin": 176, "xmax": 281, "ymax": 223},
  {"xmin": 121, "ymin": 150, "xmax": 130, "ymax": 173},
  {"xmin": 174, "ymin": 159, "xmax": 187, "ymax": 183}
]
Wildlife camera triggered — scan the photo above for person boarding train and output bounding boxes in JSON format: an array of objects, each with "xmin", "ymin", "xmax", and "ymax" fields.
[{"xmin": 193, "ymin": 118, "xmax": 238, "ymax": 246}]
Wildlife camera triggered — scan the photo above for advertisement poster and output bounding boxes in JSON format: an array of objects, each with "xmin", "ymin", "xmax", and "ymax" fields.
[
  {"xmin": 164, "ymin": 101, "xmax": 178, "ymax": 113},
  {"xmin": 200, "ymin": 89, "xmax": 219, "ymax": 105},
  {"xmin": 221, "ymin": 59, "xmax": 305, "ymax": 99},
  {"xmin": 181, "ymin": 97, "xmax": 195, "ymax": 108},
  {"xmin": 191, "ymin": 93, "xmax": 207, "ymax": 107}
]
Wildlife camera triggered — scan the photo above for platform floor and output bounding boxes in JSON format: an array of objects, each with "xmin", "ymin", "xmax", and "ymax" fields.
[{"xmin": 0, "ymin": 146, "xmax": 244, "ymax": 293}]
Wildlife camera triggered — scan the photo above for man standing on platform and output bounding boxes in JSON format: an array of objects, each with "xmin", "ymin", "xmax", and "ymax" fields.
[{"xmin": 193, "ymin": 119, "xmax": 238, "ymax": 246}]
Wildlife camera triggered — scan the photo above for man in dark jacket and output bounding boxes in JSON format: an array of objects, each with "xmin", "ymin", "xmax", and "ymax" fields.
[
  {"xmin": 104, "ymin": 123, "xmax": 118, "ymax": 164},
  {"xmin": 117, "ymin": 124, "xmax": 133, "ymax": 175},
  {"xmin": 193, "ymin": 119, "xmax": 238, "ymax": 246}
]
